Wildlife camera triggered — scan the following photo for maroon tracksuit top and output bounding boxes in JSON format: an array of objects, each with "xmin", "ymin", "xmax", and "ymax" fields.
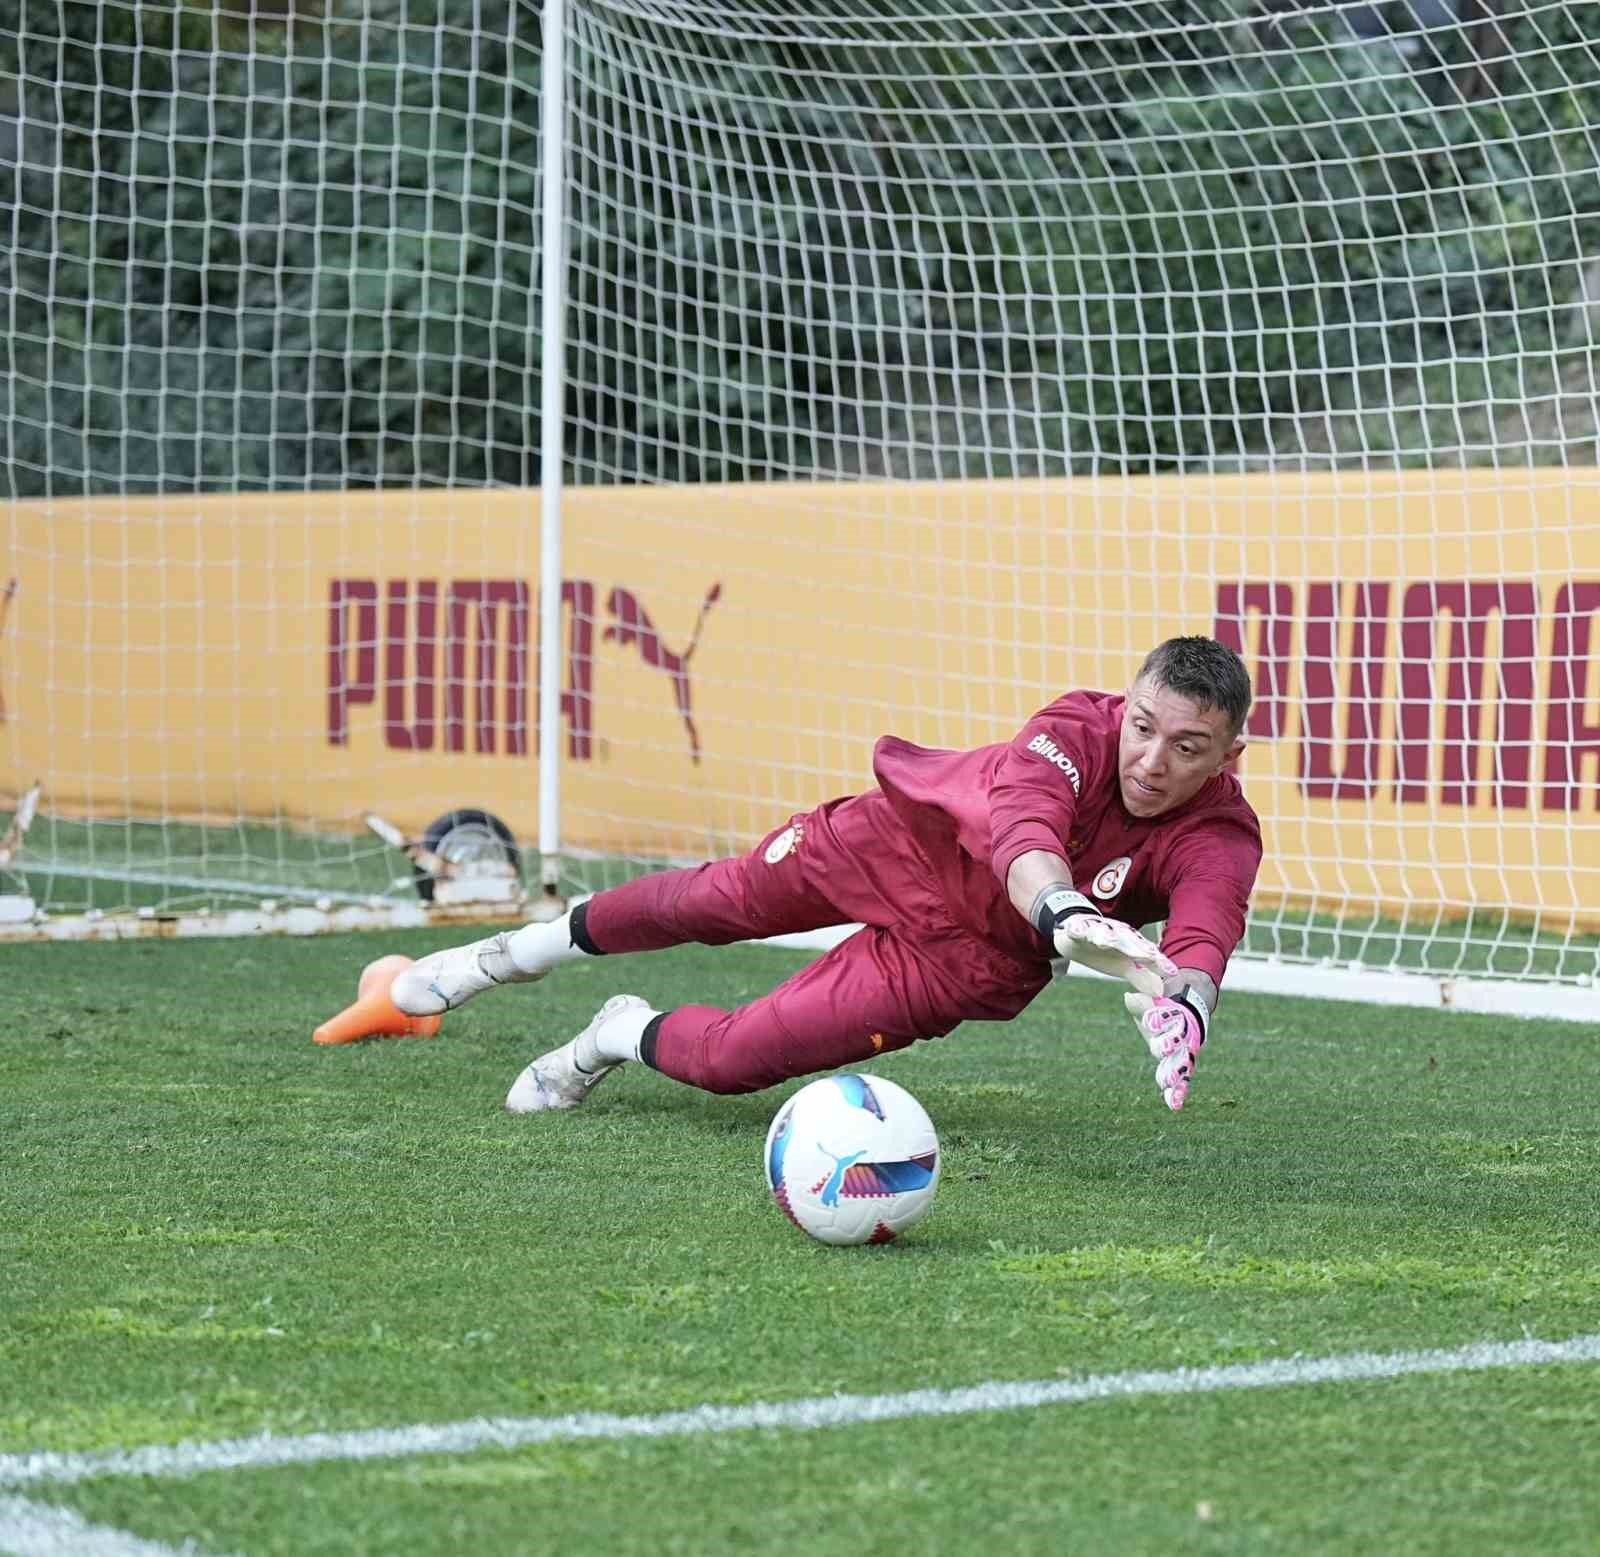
[{"xmin": 584, "ymin": 690, "xmax": 1263, "ymax": 1094}]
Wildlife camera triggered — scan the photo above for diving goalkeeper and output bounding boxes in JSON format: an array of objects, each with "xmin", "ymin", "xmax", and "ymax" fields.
[{"xmin": 392, "ymin": 635, "xmax": 1262, "ymax": 1115}]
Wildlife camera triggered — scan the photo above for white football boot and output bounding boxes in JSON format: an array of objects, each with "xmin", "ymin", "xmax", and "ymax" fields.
[
  {"xmin": 391, "ymin": 931, "xmax": 540, "ymax": 1016},
  {"xmin": 503, "ymin": 994, "xmax": 653, "ymax": 1114}
]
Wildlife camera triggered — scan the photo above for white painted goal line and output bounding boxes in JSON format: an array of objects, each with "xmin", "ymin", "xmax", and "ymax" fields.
[
  {"xmin": 3, "ymin": 1332, "xmax": 1598, "ymax": 1493},
  {"xmin": 0, "ymin": 1496, "xmax": 217, "ymax": 1557}
]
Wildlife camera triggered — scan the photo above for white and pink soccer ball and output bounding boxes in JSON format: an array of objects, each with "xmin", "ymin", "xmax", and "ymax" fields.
[{"xmin": 763, "ymin": 1073, "xmax": 940, "ymax": 1246}]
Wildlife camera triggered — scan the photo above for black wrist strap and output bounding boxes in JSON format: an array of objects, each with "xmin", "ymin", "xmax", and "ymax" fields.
[
  {"xmin": 1171, "ymin": 984, "xmax": 1212, "ymax": 1045},
  {"xmin": 1030, "ymin": 882, "xmax": 1100, "ymax": 946}
]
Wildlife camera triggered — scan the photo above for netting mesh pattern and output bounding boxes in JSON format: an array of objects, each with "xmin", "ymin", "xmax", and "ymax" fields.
[
  {"xmin": 564, "ymin": 0, "xmax": 1600, "ymax": 484},
  {"xmin": 2, "ymin": 2, "xmax": 1597, "ymax": 986}
]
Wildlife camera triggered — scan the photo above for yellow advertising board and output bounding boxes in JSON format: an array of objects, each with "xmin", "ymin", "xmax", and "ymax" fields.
[{"xmin": 3, "ymin": 472, "xmax": 1597, "ymax": 924}]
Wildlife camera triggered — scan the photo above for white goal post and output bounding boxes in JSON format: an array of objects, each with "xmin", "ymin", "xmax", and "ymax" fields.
[{"xmin": 2, "ymin": 1, "xmax": 1597, "ymax": 1018}]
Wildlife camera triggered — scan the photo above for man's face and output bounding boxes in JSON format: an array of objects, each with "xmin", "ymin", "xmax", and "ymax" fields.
[{"xmin": 1118, "ymin": 677, "xmax": 1246, "ymax": 818}]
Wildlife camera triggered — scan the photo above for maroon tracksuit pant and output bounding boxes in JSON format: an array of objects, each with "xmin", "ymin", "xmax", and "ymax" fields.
[{"xmin": 583, "ymin": 790, "xmax": 1050, "ymax": 1094}]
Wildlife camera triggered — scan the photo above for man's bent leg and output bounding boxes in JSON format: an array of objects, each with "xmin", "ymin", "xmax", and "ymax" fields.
[
  {"xmin": 504, "ymin": 994, "xmax": 656, "ymax": 1114},
  {"xmin": 582, "ymin": 815, "xmax": 844, "ymax": 955},
  {"xmin": 641, "ymin": 924, "xmax": 1043, "ymax": 1095},
  {"xmin": 499, "ymin": 895, "xmax": 1047, "ymax": 1114},
  {"xmin": 395, "ymin": 813, "xmax": 846, "ymax": 1017}
]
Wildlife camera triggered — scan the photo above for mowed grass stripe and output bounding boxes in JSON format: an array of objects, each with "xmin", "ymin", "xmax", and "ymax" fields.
[{"xmin": 3, "ymin": 1332, "xmax": 1597, "ymax": 1491}]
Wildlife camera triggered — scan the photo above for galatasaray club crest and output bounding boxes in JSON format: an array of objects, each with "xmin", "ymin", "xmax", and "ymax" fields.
[
  {"xmin": 764, "ymin": 823, "xmax": 801, "ymax": 865},
  {"xmin": 1092, "ymin": 855, "xmax": 1132, "ymax": 900}
]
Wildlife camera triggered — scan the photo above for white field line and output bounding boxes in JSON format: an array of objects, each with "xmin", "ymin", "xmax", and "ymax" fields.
[
  {"xmin": 21, "ymin": 863, "xmax": 380, "ymax": 904},
  {"xmin": 0, "ymin": 1496, "xmax": 216, "ymax": 1557},
  {"xmin": 2, "ymin": 1333, "xmax": 1597, "ymax": 1492}
]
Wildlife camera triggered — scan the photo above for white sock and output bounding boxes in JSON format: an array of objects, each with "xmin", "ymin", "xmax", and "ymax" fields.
[
  {"xmin": 580, "ymin": 1002, "xmax": 658, "ymax": 1068},
  {"xmin": 506, "ymin": 911, "xmax": 592, "ymax": 977}
]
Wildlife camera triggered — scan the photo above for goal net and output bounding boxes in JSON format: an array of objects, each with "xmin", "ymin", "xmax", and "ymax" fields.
[{"xmin": 4, "ymin": 1, "xmax": 1598, "ymax": 998}]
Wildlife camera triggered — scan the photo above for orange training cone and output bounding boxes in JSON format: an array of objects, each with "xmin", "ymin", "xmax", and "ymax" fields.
[{"xmin": 313, "ymin": 954, "xmax": 443, "ymax": 1046}]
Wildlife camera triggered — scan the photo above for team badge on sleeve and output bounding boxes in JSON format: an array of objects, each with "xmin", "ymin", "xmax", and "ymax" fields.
[{"xmin": 763, "ymin": 823, "xmax": 801, "ymax": 864}]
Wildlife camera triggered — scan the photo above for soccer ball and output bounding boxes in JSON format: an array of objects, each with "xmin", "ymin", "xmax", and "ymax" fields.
[{"xmin": 763, "ymin": 1073, "xmax": 940, "ymax": 1246}]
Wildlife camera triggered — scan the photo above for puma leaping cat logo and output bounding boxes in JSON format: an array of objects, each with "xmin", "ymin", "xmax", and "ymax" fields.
[{"xmin": 603, "ymin": 582, "xmax": 722, "ymax": 764}]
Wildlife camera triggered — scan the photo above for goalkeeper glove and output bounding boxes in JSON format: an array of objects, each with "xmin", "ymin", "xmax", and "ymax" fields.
[
  {"xmin": 1049, "ymin": 908, "xmax": 1177, "ymax": 996},
  {"xmin": 1124, "ymin": 987, "xmax": 1210, "ymax": 1111}
]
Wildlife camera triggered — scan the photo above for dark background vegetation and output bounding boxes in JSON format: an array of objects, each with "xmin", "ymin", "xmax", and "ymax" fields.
[{"xmin": 4, "ymin": 0, "xmax": 1597, "ymax": 496}]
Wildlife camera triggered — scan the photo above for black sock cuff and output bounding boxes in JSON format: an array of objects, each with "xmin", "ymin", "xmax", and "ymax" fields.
[
  {"xmin": 638, "ymin": 1012, "xmax": 668, "ymax": 1070},
  {"xmin": 569, "ymin": 899, "xmax": 605, "ymax": 956}
]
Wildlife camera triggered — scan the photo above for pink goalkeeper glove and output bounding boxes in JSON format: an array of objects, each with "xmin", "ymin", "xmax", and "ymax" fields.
[
  {"xmin": 1055, "ymin": 913, "xmax": 1178, "ymax": 996},
  {"xmin": 1124, "ymin": 988, "xmax": 1210, "ymax": 1111}
]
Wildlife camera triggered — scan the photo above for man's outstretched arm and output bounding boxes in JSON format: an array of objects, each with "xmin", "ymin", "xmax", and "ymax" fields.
[
  {"xmin": 1006, "ymin": 849, "xmax": 1219, "ymax": 1110},
  {"xmin": 1004, "ymin": 849, "xmax": 1178, "ymax": 993},
  {"xmin": 1005, "ymin": 846, "xmax": 1095, "ymax": 935}
]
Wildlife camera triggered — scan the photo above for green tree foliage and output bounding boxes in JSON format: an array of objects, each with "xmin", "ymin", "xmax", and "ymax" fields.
[
  {"xmin": 4, "ymin": 0, "xmax": 540, "ymax": 494},
  {"xmin": 4, "ymin": 0, "xmax": 1596, "ymax": 496}
]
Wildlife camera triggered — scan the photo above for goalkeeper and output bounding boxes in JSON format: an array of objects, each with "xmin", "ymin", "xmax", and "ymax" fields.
[{"xmin": 392, "ymin": 635, "xmax": 1261, "ymax": 1115}]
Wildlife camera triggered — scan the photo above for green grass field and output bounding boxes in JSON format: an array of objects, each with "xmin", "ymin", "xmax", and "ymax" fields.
[{"xmin": 4, "ymin": 930, "xmax": 1599, "ymax": 1555}]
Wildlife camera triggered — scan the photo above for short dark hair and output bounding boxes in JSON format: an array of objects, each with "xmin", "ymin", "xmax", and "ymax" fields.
[{"xmin": 1135, "ymin": 637, "xmax": 1253, "ymax": 734}]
